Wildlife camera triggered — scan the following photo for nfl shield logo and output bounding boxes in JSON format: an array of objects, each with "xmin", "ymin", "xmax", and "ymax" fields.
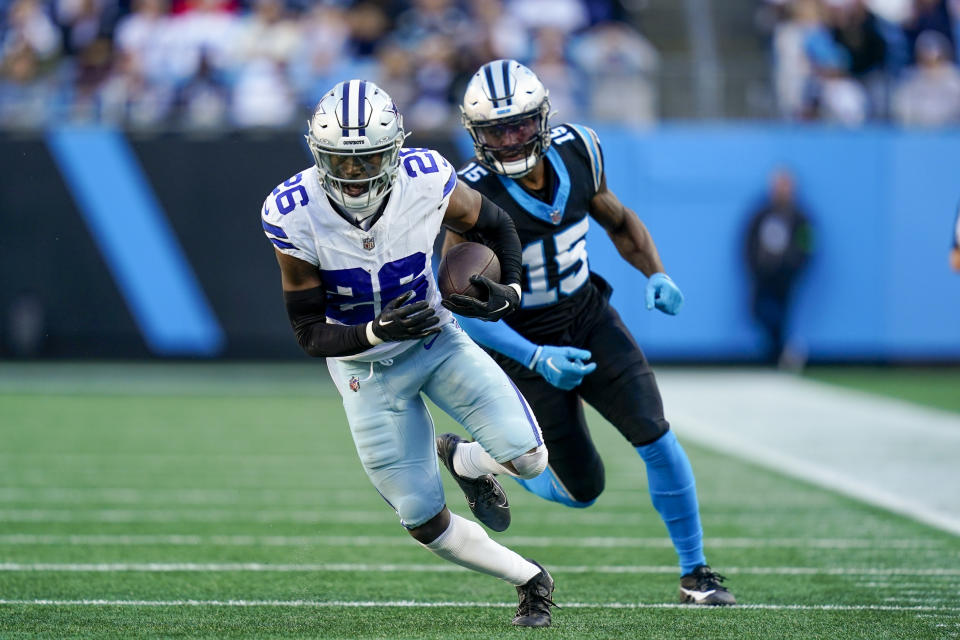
[
  {"xmin": 348, "ymin": 376, "xmax": 360, "ymax": 392},
  {"xmin": 362, "ymin": 237, "xmax": 375, "ymax": 251},
  {"xmin": 550, "ymin": 210, "xmax": 563, "ymax": 224}
]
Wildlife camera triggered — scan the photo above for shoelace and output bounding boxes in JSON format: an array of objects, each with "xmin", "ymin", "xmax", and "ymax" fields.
[
  {"xmin": 699, "ymin": 570, "xmax": 728, "ymax": 589},
  {"xmin": 478, "ymin": 477, "xmax": 503, "ymax": 506},
  {"xmin": 517, "ymin": 588, "xmax": 558, "ymax": 615}
]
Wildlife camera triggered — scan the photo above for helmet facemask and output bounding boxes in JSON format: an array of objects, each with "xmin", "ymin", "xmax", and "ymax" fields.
[
  {"xmin": 307, "ymin": 133, "xmax": 403, "ymax": 223},
  {"xmin": 463, "ymin": 98, "xmax": 551, "ymax": 178}
]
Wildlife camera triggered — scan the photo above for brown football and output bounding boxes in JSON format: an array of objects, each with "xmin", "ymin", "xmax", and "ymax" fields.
[{"xmin": 438, "ymin": 242, "xmax": 501, "ymax": 301}]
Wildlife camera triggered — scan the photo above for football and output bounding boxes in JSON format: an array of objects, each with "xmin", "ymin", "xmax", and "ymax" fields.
[{"xmin": 437, "ymin": 242, "xmax": 501, "ymax": 301}]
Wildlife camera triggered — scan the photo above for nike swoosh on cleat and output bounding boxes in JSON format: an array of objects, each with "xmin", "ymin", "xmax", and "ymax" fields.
[{"xmin": 680, "ymin": 587, "xmax": 716, "ymax": 602}]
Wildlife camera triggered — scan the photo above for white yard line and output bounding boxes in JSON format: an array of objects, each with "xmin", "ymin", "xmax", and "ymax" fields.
[
  {"xmin": 0, "ymin": 598, "xmax": 954, "ymax": 612},
  {"xmin": 657, "ymin": 371, "xmax": 960, "ymax": 537},
  {"xmin": 0, "ymin": 533, "xmax": 946, "ymax": 549},
  {"xmin": 0, "ymin": 563, "xmax": 957, "ymax": 576}
]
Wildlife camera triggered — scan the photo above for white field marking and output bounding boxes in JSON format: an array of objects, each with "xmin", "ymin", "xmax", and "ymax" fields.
[
  {"xmin": 657, "ymin": 371, "xmax": 960, "ymax": 537},
  {"xmin": 0, "ymin": 509, "xmax": 391, "ymax": 524},
  {"xmin": 1, "ymin": 563, "xmax": 958, "ymax": 577},
  {"xmin": 0, "ymin": 487, "xmax": 375, "ymax": 504},
  {"xmin": 0, "ymin": 599, "xmax": 956, "ymax": 612},
  {"xmin": 0, "ymin": 487, "xmax": 656, "ymax": 510},
  {"xmin": 0, "ymin": 533, "xmax": 948, "ymax": 549}
]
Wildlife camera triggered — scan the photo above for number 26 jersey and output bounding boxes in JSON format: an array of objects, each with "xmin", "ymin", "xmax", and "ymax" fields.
[{"xmin": 261, "ymin": 148, "xmax": 457, "ymax": 362}]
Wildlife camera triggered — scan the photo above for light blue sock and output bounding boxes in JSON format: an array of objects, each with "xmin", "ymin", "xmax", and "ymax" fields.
[
  {"xmin": 513, "ymin": 467, "xmax": 595, "ymax": 509},
  {"xmin": 636, "ymin": 430, "xmax": 706, "ymax": 575}
]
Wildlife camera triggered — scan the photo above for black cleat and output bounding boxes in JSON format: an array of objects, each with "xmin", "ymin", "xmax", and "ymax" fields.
[
  {"xmin": 436, "ymin": 433, "xmax": 511, "ymax": 531},
  {"xmin": 679, "ymin": 565, "xmax": 736, "ymax": 605},
  {"xmin": 512, "ymin": 560, "xmax": 557, "ymax": 627}
]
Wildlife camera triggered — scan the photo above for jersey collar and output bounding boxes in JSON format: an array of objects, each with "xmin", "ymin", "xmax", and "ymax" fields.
[{"xmin": 496, "ymin": 145, "xmax": 570, "ymax": 226}]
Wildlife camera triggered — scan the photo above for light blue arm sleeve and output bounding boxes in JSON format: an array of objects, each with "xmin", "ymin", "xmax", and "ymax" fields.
[{"xmin": 455, "ymin": 313, "xmax": 538, "ymax": 367}]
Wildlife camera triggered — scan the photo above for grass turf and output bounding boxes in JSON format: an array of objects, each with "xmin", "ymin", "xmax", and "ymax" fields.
[
  {"xmin": 1, "ymin": 364, "xmax": 958, "ymax": 639},
  {"xmin": 804, "ymin": 366, "xmax": 960, "ymax": 414}
]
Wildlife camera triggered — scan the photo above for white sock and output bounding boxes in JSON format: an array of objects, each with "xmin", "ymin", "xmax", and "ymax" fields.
[
  {"xmin": 453, "ymin": 441, "xmax": 514, "ymax": 478},
  {"xmin": 422, "ymin": 512, "xmax": 540, "ymax": 586}
]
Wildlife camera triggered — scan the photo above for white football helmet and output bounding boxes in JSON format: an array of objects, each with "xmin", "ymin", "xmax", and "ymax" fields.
[
  {"xmin": 461, "ymin": 60, "xmax": 551, "ymax": 178},
  {"xmin": 306, "ymin": 80, "xmax": 406, "ymax": 223}
]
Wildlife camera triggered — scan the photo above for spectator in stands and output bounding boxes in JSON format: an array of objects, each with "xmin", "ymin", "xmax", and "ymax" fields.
[
  {"xmin": 404, "ymin": 33, "xmax": 457, "ymax": 130},
  {"xmin": 289, "ymin": 3, "xmax": 352, "ymax": 109},
  {"xmin": 770, "ymin": 0, "xmax": 824, "ymax": 119},
  {"xmin": 177, "ymin": 47, "xmax": 229, "ymax": 128},
  {"xmin": 114, "ymin": 0, "xmax": 171, "ymax": 82},
  {"xmin": 0, "ymin": 42, "xmax": 56, "ymax": 127},
  {"xmin": 528, "ymin": 26, "xmax": 583, "ymax": 121},
  {"xmin": 824, "ymin": 0, "xmax": 892, "ymax": 116},
  {"xmin": 892, "ymin": 29, "xmax": 960, "ymax": 125},
  {"xmin": 465, "ymin": 0, "xmax": 527, "ymax": 61},
  {"xmin": 55, "ymin": 0, "xmax": 119, "ymax": 57},
  {"xmin": 904, "ymin": 0, "xmax": 956, "ymax": 62},
  {"xmin": 571, "ymin": 21, "xmax": 659, "ymax": 123},
  {"xmin": 505, "ymin": 0, "xmax": 589, "ymax": 35},
  {"xmin": 744, "ymin": 169, "xmax": 815, "ymax": 367},
  {"xmin": 1, "ymin": 0, "xmax": 61, "ymax": 62},
  {"xmin": 802, "ymin": 27, "xmax": 870, "ymax": 124}
]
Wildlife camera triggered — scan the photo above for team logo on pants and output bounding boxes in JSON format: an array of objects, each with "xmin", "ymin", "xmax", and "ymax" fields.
[{"xmin": 349, "ymin": 375, "xmax": 360, "ymax": 392}]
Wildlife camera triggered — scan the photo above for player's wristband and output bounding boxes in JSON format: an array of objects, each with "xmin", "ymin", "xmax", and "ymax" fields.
[
  {"xmin": 527, "ymin": 346, "xmax": 543, "ymax": 370},
  {"xmin": 365, "ymin": 321, "xmax": 384, "ymax": 346}
]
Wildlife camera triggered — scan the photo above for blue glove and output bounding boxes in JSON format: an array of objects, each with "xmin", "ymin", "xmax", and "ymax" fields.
[
  {"xmin": 529, "ymin": 346, "xmax": 598, "ymax": 390},
  {"xmin": 645, "ymin": 272, "xmax": 684, "ymax": 315}
]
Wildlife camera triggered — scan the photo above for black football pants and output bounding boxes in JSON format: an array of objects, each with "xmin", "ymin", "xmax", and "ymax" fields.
[{"xmin": 492, "ymin": 304, "xmax": 670, "ymax": 503}]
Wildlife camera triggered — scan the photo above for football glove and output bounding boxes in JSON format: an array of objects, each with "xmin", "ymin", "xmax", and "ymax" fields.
[
  {"xmin": 645, "ymin": 272, "xmax": 684, "ymax": 315},
  {"xmin": 441, "ymin": 276, "xmax": 520, "ymax": 322},
  {"xmin": 370, "ymin": 290, "xmax": 440, "ymax": 342},
  {"xmin": 529, "ymin": 346, "xmax": 597, "ymax": 390}
]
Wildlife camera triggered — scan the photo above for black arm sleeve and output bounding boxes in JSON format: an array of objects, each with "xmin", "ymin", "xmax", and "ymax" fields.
[
  {"xmin": 468, "ymin": 195, "xmax": 522, "ymax": 287},
  {"xmin": 284, "ymin": 287, "xmax": 372, "ymax": 358}
]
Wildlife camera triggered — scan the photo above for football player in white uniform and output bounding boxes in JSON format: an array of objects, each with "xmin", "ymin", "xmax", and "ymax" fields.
[{"xmin": 261, "ymin": 80, "xmax": 556, "ymax": 627}]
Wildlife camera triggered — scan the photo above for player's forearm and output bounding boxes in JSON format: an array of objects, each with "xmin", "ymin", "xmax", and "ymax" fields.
[
  {"xmin": 285, "ymin": 287, "xmax": 372, "ymax": 357},
  {"xmin": 610, "ymin": 213, "xmax": 665, "ymax": 277},
  {"xmin": 455, "ymin": 313, "xmax": 538, "ymax": 366},
  {"xmin": 467, "ymin": 196, "xmax": 522, "ymax": 287}
]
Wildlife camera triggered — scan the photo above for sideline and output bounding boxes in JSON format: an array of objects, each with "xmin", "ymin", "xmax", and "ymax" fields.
[{"xmin": 658, "ymin": 370, "xmax": 960, "ymax": 536}]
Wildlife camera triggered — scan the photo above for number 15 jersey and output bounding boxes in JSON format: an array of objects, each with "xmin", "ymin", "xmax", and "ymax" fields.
[
  {"xmin": 458, "ymin": 123, "xmax": 607, "ymax": 343},
  {"xmin": 261, "ymin": 148, "xmax": 457, "ymax": 362}
]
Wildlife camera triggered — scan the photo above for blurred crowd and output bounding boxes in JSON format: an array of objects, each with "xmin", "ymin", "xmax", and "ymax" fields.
[
  {"xmin": 0, "ymin": 0, "xmax": 659, "ymax": 131},
  {"xmin": 758, "ymin": 0, "xmax": 960, "ymax": 126}
]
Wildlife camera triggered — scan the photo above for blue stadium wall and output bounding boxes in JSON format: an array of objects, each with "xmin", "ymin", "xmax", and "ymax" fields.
[{"xmin": 1, "ymin": 125, "xmax": 957, "ymax": 361}]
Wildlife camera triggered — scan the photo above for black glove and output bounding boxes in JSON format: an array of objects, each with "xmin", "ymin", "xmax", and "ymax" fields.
[
  {"xmin": 441, "ymin": 275, "xmax": 520, "ymax": 322},
  {"xmin": 372, "ymin": 290, "xmax": 441, "ymax": 342}
]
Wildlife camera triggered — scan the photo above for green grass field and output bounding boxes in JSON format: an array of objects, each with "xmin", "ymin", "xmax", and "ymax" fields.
[{"xmin": 1, "ymin": 364, "xmax": 958, "ymax": 639}]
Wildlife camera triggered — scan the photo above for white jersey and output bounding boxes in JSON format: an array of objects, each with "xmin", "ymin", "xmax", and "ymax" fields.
[{"xmin": 261, "ymin": 147, "xmax": 458, "ymax": 362}]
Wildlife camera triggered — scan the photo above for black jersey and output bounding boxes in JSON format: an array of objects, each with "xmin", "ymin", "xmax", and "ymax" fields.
[{"xmin": 459, "ymin": 123, "xmax": 609, "ymax": 343}]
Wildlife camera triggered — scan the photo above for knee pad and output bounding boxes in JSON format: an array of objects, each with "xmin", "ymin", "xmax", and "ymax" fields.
[{"xmin": 508, "ymin": 445, "xmax": 548, "ymax": 479}]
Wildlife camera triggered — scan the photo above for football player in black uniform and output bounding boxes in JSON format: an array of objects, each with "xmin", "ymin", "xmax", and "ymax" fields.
[{"xmin": 440, "ymin": 60, "xmax": 735, "ymax": 606}]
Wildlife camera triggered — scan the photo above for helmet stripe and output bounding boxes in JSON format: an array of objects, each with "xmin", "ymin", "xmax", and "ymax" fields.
[
  {"xmin": 357, "ymin": 80, "xmax": 367, "ymax": 137},
  {"xmin": 340, "ymin": 81, "xmax": 351, "ymax": 137},
  {"xmin": 483, "ymin": 63, "xmax": 499, "ymax": 107},
  {"xmin": 500, "ymin": 60, "xmax": 513, "ymax": 106}
]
